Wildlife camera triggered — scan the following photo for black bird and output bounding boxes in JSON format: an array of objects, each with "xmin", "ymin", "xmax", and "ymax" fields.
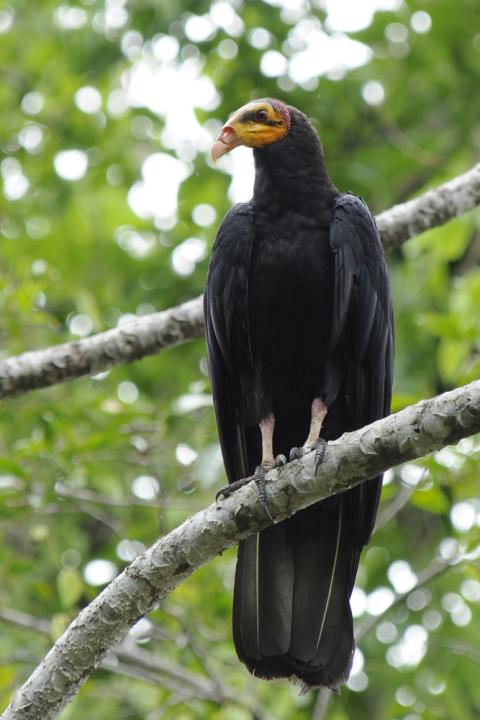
[{"xmin": 204, "ymin": 99, "xmax": 393, "ymax": 690}]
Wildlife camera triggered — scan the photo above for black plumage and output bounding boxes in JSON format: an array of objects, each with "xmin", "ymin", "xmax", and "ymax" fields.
[{"xmin": 204, "ymin": 101, "xmax": 394, "ymax": 689}]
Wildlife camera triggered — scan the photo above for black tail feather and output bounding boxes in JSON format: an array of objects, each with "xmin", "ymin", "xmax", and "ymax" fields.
[{"xmin": 233, "ymin": 492, "xmax": 362, "ymax": 689}]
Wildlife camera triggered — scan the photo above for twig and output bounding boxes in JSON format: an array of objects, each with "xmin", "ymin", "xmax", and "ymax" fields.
[
  {"xmin": 355, "ymin": 556, "xmax": 456, "ymax": 643},
  {"xmin": 0, "ymin": 609, "xmax": 51, "ymax": 635},
  {"xmin": 430, "ymin": 640, "xmax": 480, "ymax": 665},
  {"xmin": 311, "ymin": 687, "xmax": 333, "ymax": 720},
  {"xmin": 374, "ymin": 479, "xmax": 418, "ymax": 532},
  {"xmin": 54, "ymin": 481, "xmax": 165, "ymax": 509}
]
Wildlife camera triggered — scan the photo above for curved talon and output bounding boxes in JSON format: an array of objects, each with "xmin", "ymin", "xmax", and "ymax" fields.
[
  {"xmin": 315, "ymin": 438, "xmax": 327, "ymax": 475},
  {"xmin": 215, "ymin": 486, "xmax": 230, "ymax": 501},
  {"xmin": 289, "ymin": 447, "xmax": 302, "ymax": 461},
  {"xmin": 289, "ymin": 440, "xmax": 326, "ymax": 470},
  {"xmin": 215, "ymin": 464, "xmax": 274, "ymax": 521},
  {"xmin": 215, "ymin": 475, "xmax": 251, "ymax": 502},
  {"xmin": 275, "ymin": 453, "xmax": 287, "ymax": 467},
  {"xmin": 254, "ymin": 465, "xmax": 274, "ymax": 522},
  {"xmin": 254, "ymin": 466, "xmax": 267, "ymax": 505}
]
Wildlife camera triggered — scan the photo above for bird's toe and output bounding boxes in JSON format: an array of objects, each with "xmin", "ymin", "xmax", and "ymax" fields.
[
  {"xmin": 314, "ymin": 438, "xmax": 327, "ymax": 475},
  {"xmin": 289, "ymin": 446, "xmax": 303, "ymax": 461},
  {"xmin": 289, "ymin": 440, "xmax": 327, "ymax": 470},
  {"xmin": 215, "ymin": 476, "xmax": 251, "ymax": 501},
  {"xmin": 254, "ymin": 465, "xmax": 273, "ymax": 521}
]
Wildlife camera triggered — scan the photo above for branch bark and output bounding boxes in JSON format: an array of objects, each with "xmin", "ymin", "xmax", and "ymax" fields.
[
  {"xmin": 1, "ymin": 162, "xmax": 479, "ymax": 400},
  {"xmin": 2, "ymin": 379, "xmax": 480, "ymax": 720},
  {"xmin": 0, "ymin": 297, "xmax": 204, "ymax": 399},
  {"xmin": 0, "ymin": 611, "xmax": 273, "ymax": 718},
  {"xmin": 376, "ymin": 162, "xmax": 480, "ymax": 250}
]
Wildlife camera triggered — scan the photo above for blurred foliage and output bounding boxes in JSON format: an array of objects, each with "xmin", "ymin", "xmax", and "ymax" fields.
[{"xmin": 1, "ymin": 0, "xmax": 480, "ymax": 718}]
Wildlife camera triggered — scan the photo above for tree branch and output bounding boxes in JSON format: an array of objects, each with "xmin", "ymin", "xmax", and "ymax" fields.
[
  {"xmin": 0, "ymin": 296, "xmax": 204, "ymax": 399},
  {"xmin": 0, "ymin": 608, "xmax": 272, "ymax": 719},
  {"xmin": 1, "ymin": 162, "xmax": 479, "ymax": 400},
  {"xmin": 2, "ymin": 380, "xmax": 480, "ymax": 720},
  {"xmin": 376, "ymin": 162, "xmax": 480, "ymax": 250}
]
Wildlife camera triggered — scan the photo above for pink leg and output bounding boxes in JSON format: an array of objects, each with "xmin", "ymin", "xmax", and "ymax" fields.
[
  {"xmin": 259, "ymin": 414, "xmax": 275, "ymax": 467},
  {"xmin": 303, "ymin": 398, "xmax": 328, "ymax": 449},
  {"xmin": 216, "ymin": 413, "xmax": 282, "ymax": 518},
  {"xmin": 289, "ymin": 398, "xmax": 328, "ymax": 470}
]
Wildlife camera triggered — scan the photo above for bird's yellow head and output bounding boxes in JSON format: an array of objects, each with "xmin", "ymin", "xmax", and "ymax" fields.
[{"xmin": 211, "ymin": 99, "xmax": 291, "ymax": 162}]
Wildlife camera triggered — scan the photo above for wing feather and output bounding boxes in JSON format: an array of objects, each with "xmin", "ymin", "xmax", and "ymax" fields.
[
  {"xmin": 204, "ymin": 202, "xmax": 256, "ymax": 484},
  {"xmin": 329, "ymin": 194, "xmax": 394, "ymax": 545}
]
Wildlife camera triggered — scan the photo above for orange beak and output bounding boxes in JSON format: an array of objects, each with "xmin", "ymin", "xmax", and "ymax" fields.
[{"xmin": 211, "ymin": 124, "xmax": 243, "ymax": 162}]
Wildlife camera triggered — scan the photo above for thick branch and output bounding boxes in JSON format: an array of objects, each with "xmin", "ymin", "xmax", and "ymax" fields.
[
  {"xmin": 0, "ymin": 609, "xmax": 271, "ymax": 719},
  {"xmin": 3, "ymin": 380, "xmax": 480, "ymax": 720},
  {"xmin": 0, "ymin": 297, "xmax": 204, "ymax": 399},
  {"xmin": 376, "ymin": 162, "xmax": 480, "ymax": 249},
  {"xmin": 1, "ymin": 162, "xmax": 479, "ymax": 400}
]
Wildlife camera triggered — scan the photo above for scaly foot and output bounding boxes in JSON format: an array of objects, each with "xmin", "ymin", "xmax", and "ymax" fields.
[
  {"xmin": 252, "ymin": 464, "xmax": 273, "ymax": 521},
  {"xmin": 289, "ymin": 438, "xmax": 327, "ymax": 475},
  {"xmin": 215, "ymin": 476, "xmax": 251, "ymax": 501},
  {"xmin": 216, "ymin": 455, "xmax": 285, "ymax": 520}
]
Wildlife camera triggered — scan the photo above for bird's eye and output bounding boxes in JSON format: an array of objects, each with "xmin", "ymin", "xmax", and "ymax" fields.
[{"xmin": 255, "ymin": 109, "xmax": 269, "ymax": 123}]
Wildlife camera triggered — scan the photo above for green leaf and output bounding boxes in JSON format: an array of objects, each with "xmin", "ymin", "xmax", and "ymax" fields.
[
  {"xmin": 410, "ymin": 485, "xmax": 450, "ymax": 514},
  {"xmin": 57, "ymin": 568, "xmax": 84, "ymax": 610}
]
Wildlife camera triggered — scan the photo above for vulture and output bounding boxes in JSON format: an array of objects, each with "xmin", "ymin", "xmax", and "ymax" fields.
[{"xmin": 204, "ymin": 99, "xmax": 394, "ymax": 690}]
